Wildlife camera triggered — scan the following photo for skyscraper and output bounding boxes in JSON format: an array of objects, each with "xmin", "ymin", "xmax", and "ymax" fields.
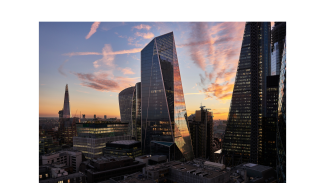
[
  {"xmin": 276, "ymin": 38, "xmax": 286, "ymax": 183},
  {"xmin": 141, "ymin": 32, "xmax": 194, "ymax": 161},
  {"xmin": 271, "ymin": 22, "xmax": 286, "ymax": 75},
  {"xmin": 223, "ymin": 22, "xmax": 271, "ymax": 166},
  {"xmin": 119, "ymin": 86, "xmax": 136, "ymax": 136},
  {"xmin": 62, "ymin": 84, "xmax": 70, "ymax": 118}
]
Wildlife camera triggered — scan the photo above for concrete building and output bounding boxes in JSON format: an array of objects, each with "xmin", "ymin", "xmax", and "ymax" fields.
[{"xmin": 41, "ymin": 150, "xmax": 82, "ymax": 173}]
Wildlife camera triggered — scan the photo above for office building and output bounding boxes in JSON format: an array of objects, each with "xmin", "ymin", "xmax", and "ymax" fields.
[
  {"xmin": 276, "ymin": 38, "xmax": 286, "ymax": 183},
  {"xmin": 270, "ymin": 42, "xmax": 280, "ymax": 75},
  {"xmin": 41, "ymin": 149, "xmax": 82, "ymax": 173},
  {"xmin": 103, "ymin": 140, "xmax": 142, "ymax": 159},
  {"xmin": 58, "ymin": 117, "xmax": 78, "ymax": 145},
  {"xmin": 39, "ymin": 165, "xmax": 86, "ymax": 183},
  {"xmin": 223, "ymin": 22, "xmax": 271, "ymax": 166},
  {"xmin": 79, "ymin": 155, "xmax": 146, "ymax": 183},
  {"xmin": 188, "ymin": 106, "xmax": 214, "ymax": 161},
  {"xmin": 73, "ymin": 122, "xmax": 130, "ymax": 159},
  {"xmin": 141, "ymin": 32, "xmax": 194, "ymax": 161},
  {"xmin": 261, "ymin": 75, "xmax": 279, "ymax": 168},
  {"xmin": 271, "ymin": 22, "xmax": 286, "ymax": 74}
]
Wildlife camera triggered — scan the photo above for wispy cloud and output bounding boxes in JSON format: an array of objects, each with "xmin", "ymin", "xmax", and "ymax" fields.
[
  {"xmin": 85, "ymin": 22, "xmax": 100, "ymax": 39},
  {"xmin": 135, "ymin": 32, "xmax": 154, "ymax": 39},
  {"xmin": 58, "ymin": 59, "xmax": 69, "ymax": 77},
  {"xmin": 180, "ymin": 22, "xmax": 245, "ymax": 101},
  {"xmin": 62, "ymin": 47, "xmax": 142, "ymax": 57},
  {"xmin": 184, "ymin": 92, "xmax": 213, "ymax": 95},
  {"xmin": 74, "ymin": 71, "xmax": 139, "ymax": 92},
  {"xmin": 132, "ymin": 24, "xmax": 151, "ymax": 30},
  {"xmin": 118, "ymin": 67, "xmax": 135, "ymax": 75}
]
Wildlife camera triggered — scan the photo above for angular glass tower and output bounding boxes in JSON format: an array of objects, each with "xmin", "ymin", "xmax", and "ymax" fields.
[
  {"xmin": 223, "ymin": 22, "xmax": 271, "ymax": 166},
  {"xmin": 141, "ymin": 32, "xmax": 194, "ymax": 161},
  {"xmin": 63, "ymin": 84, "xmax": 70, "ymax": 118}
]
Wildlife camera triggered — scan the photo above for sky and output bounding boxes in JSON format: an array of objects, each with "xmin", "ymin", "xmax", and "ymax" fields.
[{"xmin": 39, "ymin": 22, "xmax": 260, "ymax": 120}]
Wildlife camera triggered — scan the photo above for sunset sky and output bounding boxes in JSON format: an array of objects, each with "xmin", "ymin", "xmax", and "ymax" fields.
[{"xmin": 39, "ymin": 22, "xmax": 273, "ymax": 120}]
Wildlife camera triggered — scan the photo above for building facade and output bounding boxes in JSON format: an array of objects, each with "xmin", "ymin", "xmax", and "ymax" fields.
[
  {"xmin": 141, "ymin": 32, "xmax": 194, "ymax": 161},
  {"xmin": 41, "ymin": 150, "xmax": 82, "ymax": 173},
  {"xmin": 73, "ymin": 123, "xmax": 130, "ymax": 159},
  {"xmin": 276, "ymin": 38, "xmax": 286, "ymax": 183},
  {"xmin": 119, "ymin": 86, "xmax": 136, "ymax": 136},
  {"xmin": 103, "ymin": 140, "xmax": 142, "ymax": 159},
  {"xmin": 223, "ymin": 22, "xmax": 271, "ymax": 166},
  {"xmin": 188, "ymin": 106, "xmax": 214, "ymax": 161},
  {"xmin": 261, "ymin": 75, "xmax": 279, "ymax": 168},
  {"xmin": 271, "ymin": 22, "xmax": 286, "ymax": 74}
]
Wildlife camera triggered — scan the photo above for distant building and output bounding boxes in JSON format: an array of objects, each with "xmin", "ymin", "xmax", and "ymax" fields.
[
  {"xmin": 79, "ymin": 155, "xmax": 146, "ymax": 183},
  {"xmin": 41, "ymin": 149, "xmax": 82, "ymax": 173},
  {"xmin": 73, "ymin": 122, "xmax": 130, "ymax": 159},
  {"xmin": 39, "ymin": 136, "xmax": 62, "ymax": 157},
  {"xmin": 58, "ymin": 117, "xmax": 78, "ymax": 145},
  {"xmin": 104, "ymin": 115, "xmax": 107, "ymax": 119},
  {"xmin": 118, "ymin": 82, "xmax": 141, "ymax": 141},
  {"xmin": 188, "ymin": 106, "xmax": 214, "ymax": 161},
  {"xmin": 103, "ymin": 140, "xmax": 142, "ymax": 159},
  {"xmin": 58, "ymin": 84, "xmax": 70, "ymax": 119}
]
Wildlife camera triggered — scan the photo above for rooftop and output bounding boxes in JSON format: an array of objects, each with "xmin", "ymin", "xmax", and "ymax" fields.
[
  {"xmin": 39, "ymin": 172, "xmax": 85, "ymax": 183},
  {"xmin": 111, "ymin": 140, "xmax": 139, "ymax": 145}
]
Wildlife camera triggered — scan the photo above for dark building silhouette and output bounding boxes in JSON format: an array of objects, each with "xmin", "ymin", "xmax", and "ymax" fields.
[
  {"xmin": 276, "ymin": 38, "xmax": 286, "ymax": 183},
  {"xmin": 103, "ymin": 140, "xmax": 142, "ymax": 159},
  {"xmin": 62, "ymin": 84, "xmax": 70, "ymax": 118},
  {"xmin": 141, "ymin": 32, "xmax": 194, "ymax": 161},
  {"xmin": 223, "ymin": 22, "xmax": 271, "ymax": 166},
  {"xmin": 188, "ymin": 106, "xmax": 214, "ymax": 161},
  {"xmin": 261, "ymin": 75, "xmax": 279, "ymax": 168}
]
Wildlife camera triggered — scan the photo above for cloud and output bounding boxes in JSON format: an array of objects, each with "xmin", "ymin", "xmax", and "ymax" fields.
[
  {"xmin": 85, "ymin": 22, "xmax": 100, "ymax": 39},
  {"xmin": 135, "ymin": 32, "xmax": 154, "ymax": 39},
  {"xmin": 73, "ymin": 72, "xmax": 138, "ymax": 92},
  {"xmin": 179, "ymin": 22, "xmax": 245, "ymax": 101},
  {"xmin": 132, "ymin": 24, "xmax": 151, "ymax": 30},
  {"xmin": 58, "ymin": 59, "xmax": 69, "ymax": 77},
  {"xmin": 62, "ymin": 47, "xmax": 142, "ymax": 57},
  {"xmin": 118, "ymin": 67, "xmax": 135, "ymax": 75}
]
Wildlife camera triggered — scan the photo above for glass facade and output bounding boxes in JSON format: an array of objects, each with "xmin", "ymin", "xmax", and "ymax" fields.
[
  {"xmin": 276, "ymin": 38, "xmax": 286, "ymax": 183},
  {"xmin": 119, "ymin": 86, "xmax": 136, "ymax": 136},
  {"xmin": 135, "ymin": 82, "xmax": 142, "ymax": 141},
  {"xmin": 271, "ymin": 42, "xmax": 280, "ymax": 75},
  {"xmin": 223, "ymin": 22, "xmax": 270, "ymax": 166},
  {"xmin": 141, "ymin": 32, "xmax": 194, "ymax": 161},
  {"xmin": 76, "ymin": 123, "xmax": 128, "ymax": 138}
]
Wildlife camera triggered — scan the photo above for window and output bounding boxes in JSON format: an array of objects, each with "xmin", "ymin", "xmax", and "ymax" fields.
[
  {"xmin": 39, "ymin": 175, "xmax": 42, "ymax": 179},
  {"xmin": 45, "ymin": 174, "xmax": 48, "ymax": 178}
]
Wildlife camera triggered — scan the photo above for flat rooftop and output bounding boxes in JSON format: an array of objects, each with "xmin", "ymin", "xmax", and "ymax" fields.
[{"xmin": 111, "ymin": 140, "xmax": 139, "ymax": 145}]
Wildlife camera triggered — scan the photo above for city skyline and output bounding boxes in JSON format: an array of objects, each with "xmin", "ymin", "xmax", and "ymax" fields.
[{"xmin": 39, "ymin": 22, "xmax": 274, "ymax": 120}]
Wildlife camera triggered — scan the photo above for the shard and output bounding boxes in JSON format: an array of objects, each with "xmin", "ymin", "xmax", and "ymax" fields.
[
  {"xmin": 141, "ymin": 32, "xmax": 194, "ymax": 161},
  {"xmin": 62, "ymin": 84, "xmax": 70, "ymax": 118}
]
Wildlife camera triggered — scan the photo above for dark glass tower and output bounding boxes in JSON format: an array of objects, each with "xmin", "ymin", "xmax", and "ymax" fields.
[
  {"xmin": 276, "ymin": 38, "xmax": 286, "ymax": 183},
  {"xmin": 223, "ymin": 22, "xmax": 271, "ymax": 166},
  {"xmin": 261, "ymin": 75, "xmax": 279, "ymax": 168},
  {"xmin": 63, "ymin": 84, "xmax": 70, "ymax": 118},
  {"xmin": 141, "ymin": 32, "xmax": 194, "ymax": 161},
  {"xmin": 271, "ymin": 22, "xmax": 286, "ymax": 75}
]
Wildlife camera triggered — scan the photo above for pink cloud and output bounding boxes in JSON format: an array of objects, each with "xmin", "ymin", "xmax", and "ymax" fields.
[
  {"xmin": 85, "ymin": 22, "xmax": 100, "ymax": 39},
  {"xmin": 118, "ymin": 67, "xmax": 135, "ymax": 75},
  {"xmin": 132, "ymin": 24, "xmax": 151, "ymax": 30},
  {"xmin": 62, "ymin": 47, "xmax": 142, "ymax": 57},
  {"xmin": 134, "ymin": 32, "xmax": 154, "ymax": 39}
]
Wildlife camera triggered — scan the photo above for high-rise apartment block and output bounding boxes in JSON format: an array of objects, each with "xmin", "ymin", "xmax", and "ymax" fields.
[
  {"xmin": 223, "ymin": 22, "xmax": 271, "ymax": 166},
  {"xmin": 140, "ymin": 32, "xmax": 194, "ymax": 161}
]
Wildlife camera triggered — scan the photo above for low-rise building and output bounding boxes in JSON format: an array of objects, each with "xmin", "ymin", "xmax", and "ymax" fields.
[
  {"xmin": 41, "ymin": 149, "xmax": 82, "ymax": 173},
  {"xmin": 103, "ymin": 140, "xmax": 142, "ymax": 159}
]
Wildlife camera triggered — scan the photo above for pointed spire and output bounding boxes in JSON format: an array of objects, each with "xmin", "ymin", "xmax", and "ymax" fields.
[
  {"xmin": 65, "ymin": 84, "xmax": 68, "ymax": 92},
  {"xmin": 63, "ymin": 84, "xmax": 70, "ymax": 118}
]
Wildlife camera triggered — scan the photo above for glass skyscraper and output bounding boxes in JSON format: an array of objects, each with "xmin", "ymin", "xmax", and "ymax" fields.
[
  {"xmin": 276, "ymin": 38, "xmax": 286, "ymax": 183},
  {"xmin": 223, "ymin": 22, "xmax": 271, "ymax": 166},
  {"xmin": 141, "ymin": 32, "xmax": 194, "ymax": 161}
]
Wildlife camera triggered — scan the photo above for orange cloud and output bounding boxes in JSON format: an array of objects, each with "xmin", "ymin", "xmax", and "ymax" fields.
[
  {"xmin": 132, "ymin": 24, "xmax": 151, "ymax": 30},
  {"xmin": 135, "ymin": 32, "xmax": 154, "ymax": 39},
  {"xmin": 62, "ymin": 47, "xmax": 142, "ymax": 57},
  {"xmin": 85, "ymin": 22, "xmax": 100, "ymax": 39}
]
